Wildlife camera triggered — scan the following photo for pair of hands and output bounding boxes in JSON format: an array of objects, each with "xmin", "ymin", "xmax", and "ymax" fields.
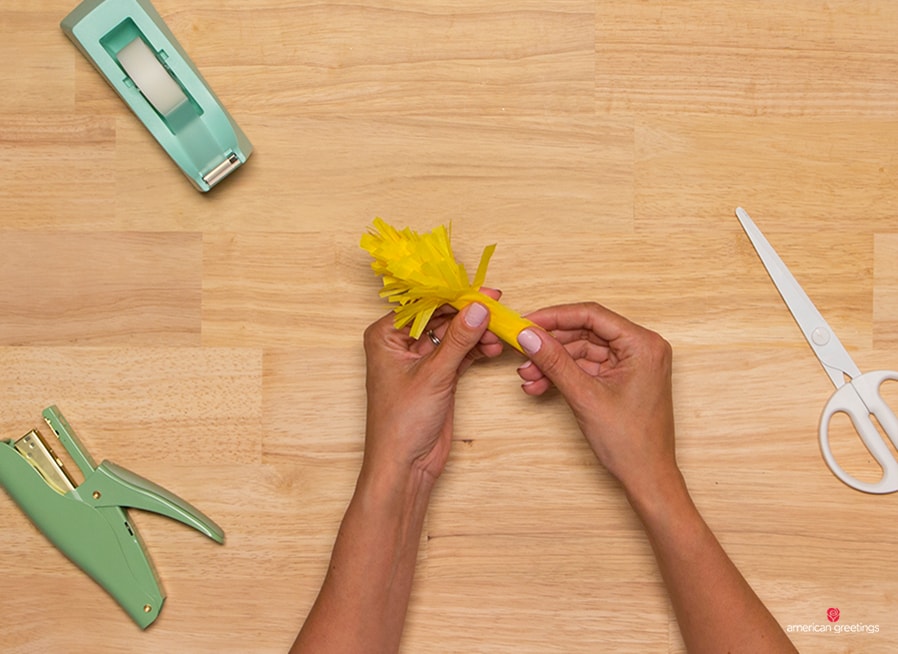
[
  {"xmin": 363, "ymin": 297, "xmax": 677, "ymax": 499},
  {"xmin": 306, "ymin": 300, "xmax": 798, "ymax": 654},
  {"xmin": 299, "ymin": 303, "xmax": 796, "ymax": 654}
]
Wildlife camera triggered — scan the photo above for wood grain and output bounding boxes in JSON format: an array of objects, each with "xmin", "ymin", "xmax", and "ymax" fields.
[{"xmin": 2, "ymin": 1, "xmax": 898, "ymax": 652}]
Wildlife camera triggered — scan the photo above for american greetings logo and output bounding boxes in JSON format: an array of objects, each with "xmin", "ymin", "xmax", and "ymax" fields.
[{"xmin": 786, "ymin": 607, "xmax": 879, "ymax": 635}]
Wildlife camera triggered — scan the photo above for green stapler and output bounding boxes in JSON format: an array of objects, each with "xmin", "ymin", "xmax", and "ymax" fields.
[
  {"xmin": 0, "ymin": 407, "xmax": 224, "ymax": 629},
  {"xmin": 61, "ymin": 0, "xmax": 253, "ymax": 191}
]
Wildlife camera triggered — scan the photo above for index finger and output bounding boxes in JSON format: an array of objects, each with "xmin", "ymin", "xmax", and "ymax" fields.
[{"xmin": 525, "ymin": 302, "xmax": 637, "ymax": 344}]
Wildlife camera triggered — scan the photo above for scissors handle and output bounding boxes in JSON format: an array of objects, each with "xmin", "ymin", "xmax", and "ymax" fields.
[{"xmin": 819, "ymin": 370, "xmax": 898, "ymax": 494}]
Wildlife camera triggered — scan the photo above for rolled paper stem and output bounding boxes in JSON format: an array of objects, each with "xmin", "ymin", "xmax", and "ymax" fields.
[{"xmin": 449, "ymin": 291, "xmax": 535, "ymax": 354}]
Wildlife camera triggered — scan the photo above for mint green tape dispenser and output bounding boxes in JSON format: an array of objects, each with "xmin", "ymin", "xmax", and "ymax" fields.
[
  {"xmin": 0, "ymin": 407, "xmax": 224, "ymax": 628},
  {"xmin": 61, "ymin": 0, "xmax": 253, "ymax": 191}
]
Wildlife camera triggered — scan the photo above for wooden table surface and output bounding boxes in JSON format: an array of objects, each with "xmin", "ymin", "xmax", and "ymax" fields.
[{"xmin": 3, "ymin": 1, "xmax": 898, "ymax": 652}]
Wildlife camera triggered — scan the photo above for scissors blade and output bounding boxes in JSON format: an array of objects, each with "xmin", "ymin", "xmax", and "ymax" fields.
[{"xmin": 735, "ymin": 208, "xmax": 861, "ymax": 389}]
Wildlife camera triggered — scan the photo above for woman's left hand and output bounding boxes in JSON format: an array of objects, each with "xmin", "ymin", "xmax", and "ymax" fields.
[{"xmin": 362, "ymin": 295, "xmax": 502, "ymax": 482}]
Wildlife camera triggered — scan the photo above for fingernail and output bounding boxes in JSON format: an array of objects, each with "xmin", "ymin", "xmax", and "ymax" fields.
[
  {"xmin": 517, "ymin": 360, "xmax": 532, "ymax": 372},
  {"xmin": 465, "ymin": 302, "xmax": 488, "ymax": 327},
  {"xmin": 517, "ymin": 329, "xmax": 542, "ymax": 355}
]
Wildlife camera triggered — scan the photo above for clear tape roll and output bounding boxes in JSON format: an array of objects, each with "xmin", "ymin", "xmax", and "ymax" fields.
[{"xmin": 117, "ymin": 37, "xmax": 188, "ymax": 116}]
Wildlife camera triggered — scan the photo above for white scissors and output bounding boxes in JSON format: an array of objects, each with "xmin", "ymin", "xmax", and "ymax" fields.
[{"xmin": 736, "ymin": 207, "xmax": 898, "ymax": 494}]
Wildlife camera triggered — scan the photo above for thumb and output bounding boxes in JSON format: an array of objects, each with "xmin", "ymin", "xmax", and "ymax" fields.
[
  {"xmin": 429, "ymin": 302, "xmax": 490, "ymax": 374},
  {"xmin": 516, "ymin": 328, "xmax": 588, "ymax": 398}
]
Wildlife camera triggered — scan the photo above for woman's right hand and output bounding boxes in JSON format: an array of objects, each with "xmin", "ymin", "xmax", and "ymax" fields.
[{"xmin": 515, "ymin": 302, "xmax": 680, "ymax": 500}]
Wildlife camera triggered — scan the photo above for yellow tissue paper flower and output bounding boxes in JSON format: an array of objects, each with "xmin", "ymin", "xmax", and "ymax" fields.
[{"xmin": 360, "ymin": 218, "xmax": 534, "ymax": 353}]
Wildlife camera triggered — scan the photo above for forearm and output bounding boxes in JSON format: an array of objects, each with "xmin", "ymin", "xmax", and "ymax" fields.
[
  {"xmin": 627, "ymin": 470, "xmax": 797, "ymax": 654},
  {"xmin": 290, "ymin": 462, "xmax": 434, "ymax": 654}
]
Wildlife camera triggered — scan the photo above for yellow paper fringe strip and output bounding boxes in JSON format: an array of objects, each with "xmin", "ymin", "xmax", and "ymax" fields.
[{"xmin": 360, "ymin": 218, "xmax": 534, "ymax": 353}]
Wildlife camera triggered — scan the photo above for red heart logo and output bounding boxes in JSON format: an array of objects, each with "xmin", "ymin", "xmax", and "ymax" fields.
[{"xmin": 827, "ymin": 608, "xmax": 840, "ymax": 623}]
